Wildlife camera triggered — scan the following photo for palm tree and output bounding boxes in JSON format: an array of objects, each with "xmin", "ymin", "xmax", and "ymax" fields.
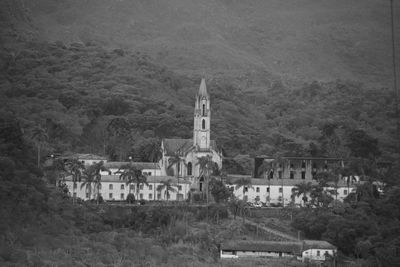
[
  {"xmin": 81, "ymin": 168, "xmax": 95, "ymax": 201},
  {"xmin": 157, "ymin": 179, "xmax": 177, "ymax": 201},
  {"xmin": 196, "ymin": 155, "xmax": 215, "ymax": 203},
  {"xmin": 31, "ymin": 125, "xmax": 48, "ymax": 168},
  {"xmin": 148, "ymin": 142, "xmax": 162, "ymax": 199},
  {"xmin": 257, "ymin": 160, "xmax": 274, "ymax": 203},
  {"xmin": 235, "ymin": 177, "xmax": 253, "ymax": 202},
  {"xmin": 168, "ymin": 151, "xmax": 186, "ymax": 194},
  {"xmin": 291, "ymin": 181, "xmax": 313, "ymax": 206},
  {"xmin": 65, "ymin": 159, "xmax": 85, "ymax": 204},
  {"xmin": 81, "ymin": 161, "xmax": 108, "ymax": 204},
  {"xmin": 117, "ymin": 164, "xmax": 139, "ymax": 195}
]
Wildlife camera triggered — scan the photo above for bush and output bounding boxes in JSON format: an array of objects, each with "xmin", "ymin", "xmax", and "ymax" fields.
[{"xmin": 126, "ymin": 193, "xmax": 135, "ymax": 204}]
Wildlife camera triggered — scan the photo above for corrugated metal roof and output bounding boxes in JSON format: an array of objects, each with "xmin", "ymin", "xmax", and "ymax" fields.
[
  {"xmin": 104, "ymin": 162, "xmax": 160, "ymax": 170},
  {"xmin": 65, "ymin": 175, "xmax": 190, "ymax": 184},
  {"xmin": 162, "ymin": 138, "xmax": 217, "ymax": 156},
  {"xmin": 221, "ymin": 241, "xmax": 302, "ymax": 254},
  {"xmin": 221, "ymin": 240, "xmax": 336, "ymax": 253}
]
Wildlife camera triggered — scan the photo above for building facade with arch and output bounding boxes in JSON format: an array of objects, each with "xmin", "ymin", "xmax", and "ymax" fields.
[{"xmin": 159, "ymin": 78, "xmax": 223, "ymax": 190}]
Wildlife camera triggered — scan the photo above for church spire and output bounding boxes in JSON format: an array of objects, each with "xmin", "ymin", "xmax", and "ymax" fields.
[
  {"xmin": 198, "ymin": 78, "xmax": 208, "ymax": 97},
  {"xmin": 193, "ymin": 78, "xmax": 211, "ymax": 150}
]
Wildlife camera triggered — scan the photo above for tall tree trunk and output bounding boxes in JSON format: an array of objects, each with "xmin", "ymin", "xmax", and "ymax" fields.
[{"xmin": 37, "ymin": 144, "xmax": 40, "ymax": 168}]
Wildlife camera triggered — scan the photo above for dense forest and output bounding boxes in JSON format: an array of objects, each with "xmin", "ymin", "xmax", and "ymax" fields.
[
  {"xmin": 1, "ymin": 0, "xmax": 400, "ymax": 265},
  {"xmin": 1, "ymin": 0, "xmax": 398, "ymax": 173},
  {"xmin": 0, "ymin": 37, "xmax": 397, "ymax": 172}
]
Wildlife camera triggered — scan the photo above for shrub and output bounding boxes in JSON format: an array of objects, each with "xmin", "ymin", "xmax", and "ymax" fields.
[{"xmin": 126, "ymin": 193, "xmax": 135, "ymax": 204}]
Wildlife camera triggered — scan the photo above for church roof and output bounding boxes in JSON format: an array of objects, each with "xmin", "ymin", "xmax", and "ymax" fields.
[
  {"xmin": 104, "ymin": 162, "xmax": 160, "ymax": 170},
  {"xmin": 198, "ymin": 78, "xmax": 208, "ymax": 97},
  {"xmin": 162, "ymin": 138, "xmax": 217, "ymax": 156}
]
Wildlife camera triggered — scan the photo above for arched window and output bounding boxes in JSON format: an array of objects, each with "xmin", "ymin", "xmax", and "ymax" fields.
[
  {"xmin": 202, "ymin": 104, "xmax": 205, "ymax": 116},
  {"xmin": 202, "ymin": 119, "xmax": 205, "ymax": 129},
  {"xmin": 187, "ymin": 162, "xmax": 192, "ymax": 176}
]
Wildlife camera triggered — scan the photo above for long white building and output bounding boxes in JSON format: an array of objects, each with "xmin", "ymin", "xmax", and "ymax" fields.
[
  {"xmin": 64, "ymin": 175, "xmax": 191, "ymax": 202},
  {"xmin": 227, "ymin": 176, "xmax": 357, "ymax": 206}
]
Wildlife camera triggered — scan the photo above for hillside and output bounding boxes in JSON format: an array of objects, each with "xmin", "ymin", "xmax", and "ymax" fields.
[
  {"xmin": 2, "ymin": 0, "xmax": 398, "ymax": 87},
  {"xmin": 0, "ymin": 0, "xmax": 399, "ymax": 171}
]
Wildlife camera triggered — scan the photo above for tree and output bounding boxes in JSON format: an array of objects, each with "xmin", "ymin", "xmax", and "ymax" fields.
[
  {"xmin": 117, "ymin": 164, "xmax": 148, "ymax": 200},
  {"xmin": 347, "ymin": 129, "xmax": 381, "ymax": 159},
  {"xmin": 291, "ymin": 182, "xmax": 313, "ymax": 206},
  {"xmin": 31, "ymin": 125, "xmax": 48, "ymax": 168},
  {"xmin": 197, "ymin": 155, "xmax": 215, "ymax": 203},
  {"xmin": 81, "ymin": 161, "xmax": 108, "ymax": 204},
  {"xmin": 209, "ymin": 177, "xmax": 233, "ymax": 203},
  {"xmin": 148, "ymin": 141, "xmax": 162, "ymax": 201},
  {"xmin": 65, "ymin": 159, "xmax": 85, "ymax": 204},
  {"xmin": 167, "ymin": 151, "xmax": 187, "ymax": 200},
  {"xmin": 257, "ymin": 159, "xmax": 274, "ymax": 203},
  {"xmin": 234, "ymin": 177, "xmax": 253, "ymax": 202},
  {"xmin": 157, "ymin": 179, "xmax": 176, "ymax": 201}
]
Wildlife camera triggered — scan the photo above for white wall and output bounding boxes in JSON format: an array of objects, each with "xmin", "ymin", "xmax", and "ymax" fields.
[
  {"xmin": 64, "ymin": 180, "xmax": 190, "ymax": 201},
  {"xmin": 302, "ymin": 249, "xmax": 335, "ymax": 261}
]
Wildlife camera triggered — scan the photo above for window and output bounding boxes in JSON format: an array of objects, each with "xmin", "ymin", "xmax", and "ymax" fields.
[
  {"xmin": 202, "ymin": 104, "xmax": 205, "ymax": 116},
  {"xmin": 269, "ymin": 171, "xmax": 274, "ymax": 179},
  {"xmin": 149, "ymin": 184, "xmax": 153, "ymax": 190},
  {"xmin": 140, "ymin": 184, "xmax": 144, "ymax": 190},
  {"xmin": 267, "ymin": 187, "xmax": 270, "ymax": 193},
  {"xmin": 149, "ymin": 193, "xmax": 153, "ymax": 199},
  {"xmin": 140, "ymin": 193, "xmax": 143, "ymax": 200},
  {"xmin": 130, "ymin": 184, "xmax": 134, "ymax": 191},
  {"xmin": 290, "ymin": 171, "xmax": 295, "ymax": 179},
  {"xmin": 109, "ymin": 193, "xmax": 113, "ymax": 199},
  {"xmin": 178, "ymin": 185, "xmax": 182, "ymax": 191},
  {"xmin": 121, "ymin": 184, "xmax": 124, "ymax": 190},
  {"xmin": 202, "ymin": 119, "xmax": 205, "ymax": 129},
  {"xmin": 302, "ymin": 161, "xmax": 306, "ymax": 168},
  {"xmin": 109, "ymin": 184, "xmax": 113, "ymax": 190},
  {"xmin": 301, "ymin": 171, "xmax": 306, "ymax": 179},
  {"xmin": 256, "ymin": 187, "xmax": 260, "ymax": 193},
  {"xmin": 157, "ymin": 193, "xmax": 161, "ymax": 200},
  {"xmin": 86, "ymin": 193, "xmax": 89, "ymax": 198},
  {"xmin": 279, "ymin": 187, "xmax": 283, "ymax": 193},
  {"xmin": 317, "ymin": 250, "xmax": 320, "ymax": 256},
  {"xmin": 244, "ymin": 187, "xmax": 248, "ymax": 192},
  {"xmin": 278, "ymin": 171, "xmax": 282, "ymax": 179},
  {"xmin": 344, "ymin": 190, "xmax": 348, "ymax": 195},
  {"xmin": 187, "ymin": 162, "xmax": 192, "ymax": 176},
  {"xmin": 121, "ymin": 193, "xmax": 124, "ymax": 199}
]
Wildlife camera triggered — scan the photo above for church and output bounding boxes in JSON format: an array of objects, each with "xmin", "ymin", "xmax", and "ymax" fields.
[{"xmin": 159, "ymin": 78, "xmax": 223, "ymax": 185}]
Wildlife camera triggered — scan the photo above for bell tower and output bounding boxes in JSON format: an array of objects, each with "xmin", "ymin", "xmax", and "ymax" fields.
[{"xmin": 193, "ymin": 78, "xmax": 211, "ymax": 150}]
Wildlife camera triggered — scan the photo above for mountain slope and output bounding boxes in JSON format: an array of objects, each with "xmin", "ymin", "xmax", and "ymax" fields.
[{"xmin": 3, "ymin": 0, "xmax": 398, "ymax": 87}]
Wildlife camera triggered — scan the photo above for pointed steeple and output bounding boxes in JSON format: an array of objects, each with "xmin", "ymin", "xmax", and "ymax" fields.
[{"xmin": 198, "ymin": 78, "xmax": 208, "ymax": 97}]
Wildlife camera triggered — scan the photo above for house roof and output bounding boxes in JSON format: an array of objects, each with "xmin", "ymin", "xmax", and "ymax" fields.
[
  {"xmin": 303, "ymin": 240, "xmax": 337, "ymax": 250},
  {"xmin": 162, "ymin": 138, "xmax": 217, "ymax": 156},
  {"xmin": 221, "ymin": 241, "xmax": 302, "ymax": 254},
  {"xmin": 221, "ymin": 240, "xmax": 336, "ymax": 254},
  {"xmin": 60, "ymin": 153, "xmax": 108, "ymax": 160},
  {"xmin": 104, "ymin": 162, "xmax": 160, "ymax": 170},
  {"xmin": 65, "ymin": 175, "xmax": 190, "ymax": 184}
]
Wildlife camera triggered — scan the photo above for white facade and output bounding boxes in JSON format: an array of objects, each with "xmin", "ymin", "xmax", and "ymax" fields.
[
  {"xmin": 159, "ymin": 78, "xmax": 222, "ymax": 184},
  {"xmin": 228, "ymin": 178, "xmax": 356, "ymax": 206},
  {"xmin": 64, "ymin": 176, "xmax": 190, "ymax": 202},
  {"xmin": 302, "ymin": 248, "xmax": 335, "ymax": 262}
]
